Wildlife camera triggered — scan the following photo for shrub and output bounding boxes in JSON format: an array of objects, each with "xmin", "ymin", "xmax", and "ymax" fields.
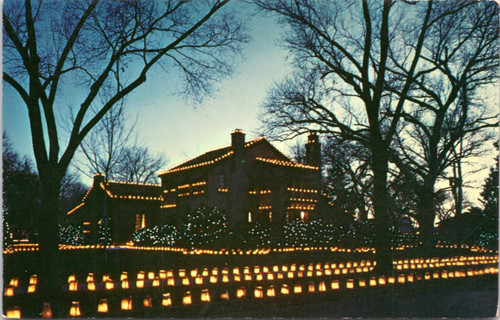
[
  {"xmin": 240, "ymin": 222, "xmax": 273, "ymax": 248},
  {"xmin": 59, "ymin": 224, "xmax": 85, "ymax": 245},
  {"xmin": 180, "ymin": 205, "xmax": 229, "ymax": 249},
  {"xmin": 132, "ymin": 224, "xmax": 179, "ymax": 246}
]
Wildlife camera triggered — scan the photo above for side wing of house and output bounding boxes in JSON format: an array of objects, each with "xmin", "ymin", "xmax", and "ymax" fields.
[{"xmin": 65, "ymin": 174, "xmax": 162, "ymax": 244}]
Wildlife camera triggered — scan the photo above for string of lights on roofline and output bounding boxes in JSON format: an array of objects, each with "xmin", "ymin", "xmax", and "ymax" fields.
[
  {"xmin": 67, "ymin": 186, "xmax": 163, "ymax": 217},
  {"xmin": 160, "ymin": 150, "xmax": 235, "ymax": 174},
  {"xmin": 158, "ymin": 133, "xmax": 315, "ymax": 175},
  {"xmin": 106, "ymin": 180, "xmax": 160, "ymax": 187},
  {"xmin": 66, "ymin": 203, "xmax": 85, "ymax": 216},
  {"xmin": 158, "ymin": 136, "xmax": 266, "ymax": 175},
  {"xmin": 99, "ymin": 183, "xmax": 163, "ymax": 201},
  {"xmin": 255, "ymin": 157, "xmax": 319, "ymax": 170},
  {"xmin": 93, "ymin": 173, "xmax": 161, "ymax": 187}
]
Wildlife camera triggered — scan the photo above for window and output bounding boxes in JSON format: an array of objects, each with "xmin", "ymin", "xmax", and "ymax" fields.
[
  {"xmin": 135, "ymin": 213, "xmax": 146, "ymax": 231},
  {"xmin": 83, "ymin": 221, "xmax": 91, "ymax": 234},
  {"xmin": 300, "ymin": 211, "xmax": 309, "ymax": 222},
  {"xmin": 268, "ymin": 211, "xmax": 272, "ymax": 223},
  {"xmin": 248, "ymin": 212, "xmax": 252, "ymax": 223}
]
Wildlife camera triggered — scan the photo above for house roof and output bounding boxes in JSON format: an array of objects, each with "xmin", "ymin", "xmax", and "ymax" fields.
[
  {"xmin": 169, "ymin": 145, "xmax": 233, "ymax": 171},
  {"xmin": 103, "ymin": 181, "xmax": 162, "ymax": 198},
  {"xmin": 255, "ymin": 157, "xmax": 319, "ymax": 170},
  {"xmin": 66, "ymin": 180, "xmax": 162, "ymax": 216},
  {"xmin": 159, "ymin": 136, "xmax": 295, "ymax": 175}
]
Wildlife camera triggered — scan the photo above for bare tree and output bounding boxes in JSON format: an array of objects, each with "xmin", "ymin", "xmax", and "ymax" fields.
[
  {"xmin": 289, "ymin": 136, "xmax": 372, "ymax": 221},
  {"xmin": 323, "ymin": 138, "xmax": 372, "ymax": 222},
  {"xmin": 75, "ymin": 100, "xmax": 134, "ymax": 180},
  {"xmin": 288, "ymin": 140, "xmax": 307, "ymax": 164},
  {"xmin": 58, "ymin": 171, "xmax": 88, "ymax": 217},
  {"xmin": 3, "ymin": 0, "xmax": 247, "ymax": 313},
  {"xmin": 256, "ymin": 0, "xmax": 497, "ymax": 267},
  {"xmin": 75, "ymin": 97, "xmax": 167, "ymax": 183},
  {"xmin": 114, "ymin": 146, "xmax": 166, "ymax": 184},
  {"xmin": 387, "ymin": 1, "xmax": 498, "ymax": 250},
  {"xmin": 256, "ymin": 0, "xmax": 439, "ymax": 272}
]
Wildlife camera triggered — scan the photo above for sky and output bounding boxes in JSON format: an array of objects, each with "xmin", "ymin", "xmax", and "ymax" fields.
[
  {"xmin": 1, "ymin": 1, "xmax": 496, "ymax": 206},
  {"xmin": 2, "ymin": 2, "xmax": 294, "ymax": 185}
]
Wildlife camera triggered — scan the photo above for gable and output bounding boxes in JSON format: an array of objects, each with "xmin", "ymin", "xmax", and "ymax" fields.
[
  {"xmin": 244, "ymin": 138, "xmax": 291, "ymax": 162},
  {"xmin": 159, "ymin": 136, "xmax": 290, "ymax": 176},
  {"xmin": 66, "ymin": 180, "xmax": 162, "ymax": 217},
  {"xmin": 168, "ymin": 146, "xmax": 233, "ymax": 172}
]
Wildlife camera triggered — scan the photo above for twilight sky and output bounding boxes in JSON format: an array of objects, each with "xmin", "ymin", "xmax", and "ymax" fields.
[
  {"xmin": 1, "ymin": 1, "xmax": 496, "ymax": 206},
  {"xmin": 2, "ymin": 2, "xmax": 294, "ymax": 185}
]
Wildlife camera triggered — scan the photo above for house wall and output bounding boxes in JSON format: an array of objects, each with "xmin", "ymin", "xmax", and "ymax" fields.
[
  {"xmin": 110, "ymin": 199, "xmax": 162, "ymax": 243},
  {"xmin": 159, "ymin": 146, "xmax": 323, "ymax": 228}
]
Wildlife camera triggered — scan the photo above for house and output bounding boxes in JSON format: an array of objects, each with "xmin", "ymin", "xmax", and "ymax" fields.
[
  {"xmin": 159, "ymin": 129, "xmax": 325, "ymax": 227},
  {"xmin": 66, "ymin": 129, "xmax": 343, "ymax": 244},
  {"xmin": 65, "ymin": 176, "xmax": 163, "ymax": 243}
]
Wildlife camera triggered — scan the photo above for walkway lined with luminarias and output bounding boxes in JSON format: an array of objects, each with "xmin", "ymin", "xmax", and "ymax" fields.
[{"xmin": 3, "ymin": 252, "xmax": 498, "ymax": 318}]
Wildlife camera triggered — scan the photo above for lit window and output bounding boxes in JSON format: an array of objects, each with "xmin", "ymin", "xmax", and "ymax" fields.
[
  {"xmin": 300, "ymin": 211, "xmax": 308, "ymax": 222},
  {"xmin": 135, "ymin": 214, "xmax": 146, "ymax": 231},
  {"xmin": 248, "ymin": 212, "xmax": 252, "ymax": 223},
  {"xmin": 269, "ymin": 212, "xmax": 272, "ymax": 222}
]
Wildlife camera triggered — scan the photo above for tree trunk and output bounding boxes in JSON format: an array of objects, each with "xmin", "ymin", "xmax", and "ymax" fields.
[
  {"xmin": 37, "ymin": 168, "xmax": 63, "ymax": 317},
  {"xmin": 417, "ymin": 189, "xmax": 436, "ymax": 252},
  {"xmin": 371, "ymin": 150, "xmax": 393, "ymax": 274}
]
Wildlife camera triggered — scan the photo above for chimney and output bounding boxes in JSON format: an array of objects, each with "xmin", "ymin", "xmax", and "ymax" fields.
[
  {"xmin": 305, "ymin": 131, "xmax": 321, "ymax": 168},
  {"xmin": 231, "ymin": 129, "xmax": 245, "ymax": 153},
  {"xmin": 93, "ymin": 173, "xmax": 105, "ymax": 187}
]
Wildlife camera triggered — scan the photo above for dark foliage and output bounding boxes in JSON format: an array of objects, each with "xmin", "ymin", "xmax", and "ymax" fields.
[{"xmin": 132, "ymin": 224, "xmax": 179, "ymax": 246}]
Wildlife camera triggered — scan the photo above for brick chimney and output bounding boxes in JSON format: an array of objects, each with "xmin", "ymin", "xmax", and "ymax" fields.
[
  {"xmin": 93, "ymin": 173, "xmax": 105, "ymax": 187},
  {"xmin": 231, "ymin": 129, "xmax": 245, "ymax": 153},
  {"xmin": 305, "ymin": 131, "xmax": 321, "ymax": 168}
]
